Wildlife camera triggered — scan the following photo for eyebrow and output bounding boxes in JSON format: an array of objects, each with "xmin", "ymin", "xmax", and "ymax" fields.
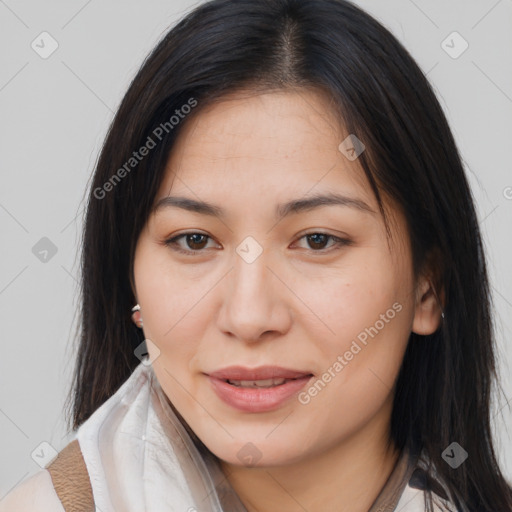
[{"xmin": 153, "ymin": 192, "xmax": 376, "ymax": 218}]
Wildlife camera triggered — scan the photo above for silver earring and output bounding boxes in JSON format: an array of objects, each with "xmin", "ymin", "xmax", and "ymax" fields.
[{"xmin": 131, "ymin": 303, "xmax": 143, "ymax": 328}]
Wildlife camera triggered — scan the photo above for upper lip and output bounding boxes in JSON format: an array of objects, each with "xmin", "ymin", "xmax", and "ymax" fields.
[{"xmin": 207, "ymin": 366, "xmax": 313, "ymax": 381}]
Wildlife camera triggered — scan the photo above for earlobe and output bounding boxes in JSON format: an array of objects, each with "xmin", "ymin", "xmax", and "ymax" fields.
[{"xmin": 412, "ymin": 278, "xmax": 445, "ymax": 335}]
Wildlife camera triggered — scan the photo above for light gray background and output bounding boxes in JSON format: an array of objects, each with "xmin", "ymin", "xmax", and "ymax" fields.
[{"xmin": 1, "ymin": 0, "xmax": 511, "ymax": 497}]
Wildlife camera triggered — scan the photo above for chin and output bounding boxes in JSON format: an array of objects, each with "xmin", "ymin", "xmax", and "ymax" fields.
[{"xmin": 204, "ymin": 436, "xmax": 307, "ymax": 468}]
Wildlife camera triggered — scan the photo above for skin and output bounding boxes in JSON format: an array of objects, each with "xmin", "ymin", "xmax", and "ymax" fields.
[{"xmin": 132, "ymin": 87, "xmax": 442, "ymax": 512}]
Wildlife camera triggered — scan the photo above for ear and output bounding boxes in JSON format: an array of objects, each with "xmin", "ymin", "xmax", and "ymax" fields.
[{"xmin": 412, "ymin": 275, "xmax": 444, "ymax": 335}]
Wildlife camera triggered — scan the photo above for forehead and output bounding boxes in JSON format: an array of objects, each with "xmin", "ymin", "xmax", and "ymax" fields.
[{"xmin": 159, "ymin": 88, "xmax": 374, "ymax": 208}]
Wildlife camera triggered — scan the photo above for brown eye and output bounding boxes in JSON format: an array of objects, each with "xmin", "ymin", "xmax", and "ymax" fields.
[
  {"xmin": 305, "ymin": 233, "xmax": 331, "ymax": 250},
  {"xmin": 165, "ymin": 232, "xmax": 215, "ymax": 254},
  {"xmin": 183, "ymin": 233, "xmax": 209, "ymax": 250},
  {"xmin": 296, "ymin": 232, "xmax": 352, "ymax": 252}
]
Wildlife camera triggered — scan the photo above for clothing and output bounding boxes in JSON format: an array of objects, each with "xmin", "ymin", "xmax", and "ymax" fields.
[{"xmin": 0, "ymin": 361, "xmax": 461, "ymax": 511}]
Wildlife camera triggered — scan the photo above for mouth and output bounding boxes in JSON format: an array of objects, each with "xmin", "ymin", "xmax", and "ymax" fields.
[
  {"xmin": 206, "ymin": 366, "xmax": 314, "ymax": 412},
  {"xmin": 207, "ymin": 365, "xmax": 313, "ymax": 382},
  {"xmin": 223, "ymin": 376, "xmax": 311, "ymax": 388}
]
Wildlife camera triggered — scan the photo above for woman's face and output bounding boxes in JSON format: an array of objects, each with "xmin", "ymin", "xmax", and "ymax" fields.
[{"xmin": 133, "ymin": 88, "xmax": 438, "ymax": 467}]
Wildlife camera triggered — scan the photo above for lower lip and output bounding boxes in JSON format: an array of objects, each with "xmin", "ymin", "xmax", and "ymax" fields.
[{"xmin": 208, "ymin": 375, "xmax": 313, "ymax": 413}]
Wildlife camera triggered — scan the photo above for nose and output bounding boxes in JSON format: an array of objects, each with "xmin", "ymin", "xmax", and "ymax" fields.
[{"xmin": 216, "ymin": 249, "xmax": 292, "ymax": 344}]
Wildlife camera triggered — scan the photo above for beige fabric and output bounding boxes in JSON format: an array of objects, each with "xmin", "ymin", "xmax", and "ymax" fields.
[
  {"xmin": 0, "ymin": 469, "xmax": 65, "ymax": 512},
  {"xmin": 45, "ymin": 439, "xmax": 95, "ymax": 512}
]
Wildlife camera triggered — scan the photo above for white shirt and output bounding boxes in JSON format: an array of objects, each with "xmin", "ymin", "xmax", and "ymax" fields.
[{"xmin": 0, "ymin": 361, "xmax": 460, "ymax": 512}]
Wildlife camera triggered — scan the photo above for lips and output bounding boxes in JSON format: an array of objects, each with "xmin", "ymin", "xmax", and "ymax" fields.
[{"xmin": 206, "ymin": 366, "xmax": 314, "ymax": 412}]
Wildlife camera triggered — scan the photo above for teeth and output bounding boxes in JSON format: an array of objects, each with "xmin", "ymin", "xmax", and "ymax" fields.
[{"xmin": 227, "ymin": 378, "xmax": 288, "ymax": 388}]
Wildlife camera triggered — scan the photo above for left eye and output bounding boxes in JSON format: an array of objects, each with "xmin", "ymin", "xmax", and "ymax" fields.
[
  {"xmin": 295, "ymin": 233, "xmax": 349, "ymax": 251},
  {"xmin": 164, "ymin": 232, "xmax": 350, "ymax": 255}
]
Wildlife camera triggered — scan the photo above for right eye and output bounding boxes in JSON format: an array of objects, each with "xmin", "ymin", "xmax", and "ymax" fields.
[{"xmin": 164, "ymin": 232, "xmax": 217, "ymax": 255}]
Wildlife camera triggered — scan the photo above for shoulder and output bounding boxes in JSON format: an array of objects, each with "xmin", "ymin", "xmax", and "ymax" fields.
[
  {"xmin": 0, "ymin": 470, "xmax": 65, "ymax": 512},
  {"xmin": 1, "ymin": 438, "xmax": 96, "ymax": 512}
]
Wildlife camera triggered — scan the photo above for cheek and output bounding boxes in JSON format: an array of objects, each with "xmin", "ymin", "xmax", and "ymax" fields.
[
  {"xmin": 133, "ymin": 241, "xmax": 202, "ymax": 375},
  {"xmin": 297, "ymin": 305, "xmax": 410, "ymax": 444},
  {"xmin": 134, "ymin": 241, "xmax": 200, "ymax": 336},
  {"xmin": 294, "ymin": 250, "xmax": 412, "ymax": 397},
  {"xmin": 293, "ymin": 249, "xmax": 405, "ymax": 341}
]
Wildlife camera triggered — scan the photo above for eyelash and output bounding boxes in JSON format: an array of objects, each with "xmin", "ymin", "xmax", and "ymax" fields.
[{"xmin": 164, "ymin": 231, "xmax": 352, "ymax": 256}]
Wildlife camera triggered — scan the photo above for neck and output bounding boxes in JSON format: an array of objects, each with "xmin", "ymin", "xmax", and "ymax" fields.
[{"xmin": 219, "ymin": 405, "xmax": 399, "ymax": 512}]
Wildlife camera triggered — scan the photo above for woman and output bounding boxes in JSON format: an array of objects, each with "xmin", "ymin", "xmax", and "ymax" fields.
[{"xmin": 2, "ymin": 0, "xmax": 511, "ymax": 510}]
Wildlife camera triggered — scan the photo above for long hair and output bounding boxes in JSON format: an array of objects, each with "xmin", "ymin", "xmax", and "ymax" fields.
[{"xmin": 65, "ymin": 0, "xmax": 512, "ymax": 510}]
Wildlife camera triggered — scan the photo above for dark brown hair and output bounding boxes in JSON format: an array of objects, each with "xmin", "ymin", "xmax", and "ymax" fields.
[{"xmin": 65, "ymin": 1, "xmax": 512, "ymax": 510}]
